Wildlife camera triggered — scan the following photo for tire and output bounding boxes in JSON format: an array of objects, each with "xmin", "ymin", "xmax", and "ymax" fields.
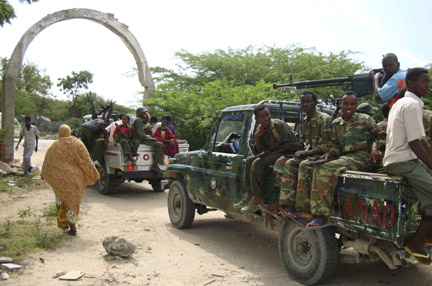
[
  {"xmin": 150, "ymin": 179, "xmax": 164, "ymax": 192},
  {"xmin": 96, "ymin": 163, "xmax": 115, "ymax": 195},
  {"xmin": 167, "ymin": 180, "xmax": 195, "ymax": 229},
  {"xmin": 279, "ymin": 222, "xmax": 339, "ymax": 285}
]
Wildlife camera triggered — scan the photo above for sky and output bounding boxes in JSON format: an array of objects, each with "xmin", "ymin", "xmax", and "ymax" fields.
[{"xmin": 1, "ymin": 0, "xmax": 431, "ymax": 108}]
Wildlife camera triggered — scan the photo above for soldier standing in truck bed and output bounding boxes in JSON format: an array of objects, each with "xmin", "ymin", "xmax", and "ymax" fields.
[
  {"xmin": 132, "ymin": 107, "xmax": 164, "ymax": 173},
  {"xmin": 233, "ymin": 104, "xmax": 299, "ymax": 214},
  {"xmin": 374, "ymin": 53, "xmax": 406, "ymax": 108},
  {"xmin": 306, "ymin": 91, "xmax": 385, "ymax": 228},
  {"xmin": 270, "ymin": 91, "xmax": 332, "ymax": 219}
]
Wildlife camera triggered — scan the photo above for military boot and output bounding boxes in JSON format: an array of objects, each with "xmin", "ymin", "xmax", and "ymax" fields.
[
  {"xmin": 233, "ymin": 192, "xmax": 253, "ymax": 209},
  {"xmin": 241, "ymin": 195, "xmax": 263, "ymax": 214}
]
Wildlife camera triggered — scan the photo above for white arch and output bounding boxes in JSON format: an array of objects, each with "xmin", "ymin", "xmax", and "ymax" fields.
[{"xmin": 1, "ymin": 8, "xmax": 154, "ymax": 161}]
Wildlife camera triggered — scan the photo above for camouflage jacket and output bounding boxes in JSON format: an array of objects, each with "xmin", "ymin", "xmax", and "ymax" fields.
[
  {"xmin": 303, "ymin": 110, "xmax": 332, "ymax": 153},
  {"xmin": 131, "ymin": 118, "xmax": 152, "ymax": 141},
  {"xmin": 254, "ymin": 119, "xmax": 298, "ymax": 154},
  {"xmin": 421, "ymin": 109, "xmax": 432, "ymax": 156},
  {"xmin": 329, "ymin": 112, "xmax": 386, "ymax": 157}
]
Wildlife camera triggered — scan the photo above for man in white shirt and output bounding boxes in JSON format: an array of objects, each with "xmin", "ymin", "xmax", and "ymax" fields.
[
  {"xmin": 104, "ymin": 112, "xmax": 122, "ymax": 144},
  {"xmin": 15, "ymin": 116, "xmax": 39, "ymax": 175},
  {"xmin": 384, "ymin": 68, "xmax": 432, "ymax": 265}
]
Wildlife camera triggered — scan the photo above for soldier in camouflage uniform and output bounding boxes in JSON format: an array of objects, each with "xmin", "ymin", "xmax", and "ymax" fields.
[
  {"xmin": 132, "ymin": 107, "xmax": 164, "ymax": 173},
  {"xmin": 272, "ymin": 91, "xmax": 331, "ymax": 217},
  {"xmin": 307, "ymin": 91, "xmax": 386, "ymax": 227},
  {"xmin": 234, "ymin": 104, "xmax": 299, "ymax": 214}
]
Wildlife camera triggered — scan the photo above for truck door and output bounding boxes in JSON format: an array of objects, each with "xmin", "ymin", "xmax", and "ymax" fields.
[{"xmin": 193, "ymin": 112, "xmax": 249, "ymax": 211}]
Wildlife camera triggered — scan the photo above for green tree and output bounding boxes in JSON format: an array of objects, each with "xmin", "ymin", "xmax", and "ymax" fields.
[
  {"xmin": 0, "ymin": 0, "xmax": 37, "ymax": 27},
  {"xmin": 146, "ymin": 45, "xmax": 363, "ymax": 150},
  {"xmin": 57, "ymin": 70, "xmax": 93, "ymax": 117}
]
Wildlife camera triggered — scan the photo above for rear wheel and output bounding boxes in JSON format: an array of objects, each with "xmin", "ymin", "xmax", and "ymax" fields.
[
  {"xmin": 279, "ymin": 222, "xmax": 339, "ymax": 285},
  {"xmin": 96, "ymin": 163, "xmax": 115, "ymax": 195},
  {"xmin": 168, "ymin": 180, "xmax": 195, "ymax": 229},
  {"xmin": 150, "ymin": 179, "xmax": 164, "ymax": 192}
]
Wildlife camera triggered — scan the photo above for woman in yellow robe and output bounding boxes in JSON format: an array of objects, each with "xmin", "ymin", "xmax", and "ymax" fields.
[{"xmin": 42, "ymin": 125, "xmax": 99, "ymax": 235}]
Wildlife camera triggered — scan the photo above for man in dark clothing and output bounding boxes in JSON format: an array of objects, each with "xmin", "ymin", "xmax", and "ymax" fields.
[
  {"xmin": 234, "ymin": 104, "xmax": 299, "ymax": 214},
  {"xmin": 132, "ymin": 107, "xmax": 164, "ymax": 173}
]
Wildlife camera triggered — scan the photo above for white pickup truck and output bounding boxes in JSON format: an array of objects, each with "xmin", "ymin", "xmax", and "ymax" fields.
[{"xmin": 95, "ymin": 142, "xmax": 189, "ymax": 195}]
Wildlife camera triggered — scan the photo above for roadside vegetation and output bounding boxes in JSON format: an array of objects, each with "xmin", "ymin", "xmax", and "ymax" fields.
[{"xmin": 0, "ymin": 174, "xmax": 64, "ymax": 262}]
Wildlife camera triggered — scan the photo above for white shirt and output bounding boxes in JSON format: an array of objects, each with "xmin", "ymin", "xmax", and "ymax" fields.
[
  {"xmin": 105, "ymin": 120, "xmax": 122, "ymax": 143},
  {"xmin": 20, "ymin": 125, "xmax": 39, "ymax": 148},
  {"xmin": 383, "ymin": 91, "xmax": 425, "ymax": 166}
]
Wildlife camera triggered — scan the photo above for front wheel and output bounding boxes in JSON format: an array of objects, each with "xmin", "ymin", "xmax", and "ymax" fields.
[
  {"xmin": 167, "ymin": 180, "xmax": 195, "ymax": 229},
  {"xmin": 279, "ymin": 222, "xmax": 339, "ymax": 285},
  {"xmin": 96, "ymin": 163, "xmax": 115, "ymax": 195}
]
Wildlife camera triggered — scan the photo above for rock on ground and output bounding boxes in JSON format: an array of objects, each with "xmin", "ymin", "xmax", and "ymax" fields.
[{"xmin": 102, "ymin": 236, "xmax": 136, "ymax": 258}]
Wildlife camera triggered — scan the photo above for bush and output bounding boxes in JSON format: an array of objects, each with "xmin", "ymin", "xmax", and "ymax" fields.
[{"xmin": 65, "ymin": 118, "xmax": 82, "ymax": 130}]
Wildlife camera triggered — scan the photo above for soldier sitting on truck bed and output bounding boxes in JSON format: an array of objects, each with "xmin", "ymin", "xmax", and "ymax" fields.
[
  {"xmin": 233, "ymin": 104, "xmax": 299, "ymax": 214},
  {"xmin": 306, "ymin": 91, "xmax": 385, "ymax": 229},
  {"xmin": 114, "ymin": 115, "xmax": 135, "ymax": 165},
  {"xmin": 80, "ymin": 118, "xmax": 108, "ymax": 162},
  {"xmin": 132, "ymin": 107, "xmax": 164, "ymax": 173},
  {"xmin": 384, "ymin": 68, "xmax": 432, "ymax": 265},
  {"xmin": 268, "ymin": 91, "xmax": 332, "ymax": 220}
]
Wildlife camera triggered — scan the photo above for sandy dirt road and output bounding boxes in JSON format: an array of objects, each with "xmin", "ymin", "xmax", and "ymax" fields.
[{"xmin": 3, "ymin": 140, "xmax": 432, "ymax": 285}]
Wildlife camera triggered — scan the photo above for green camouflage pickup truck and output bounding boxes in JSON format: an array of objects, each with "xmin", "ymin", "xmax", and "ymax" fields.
[{"xmin": 164, "ymin": 100, "xmax": 424, "ymax": 285}]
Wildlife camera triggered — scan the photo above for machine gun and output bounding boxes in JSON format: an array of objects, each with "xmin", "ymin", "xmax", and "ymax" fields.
[{"xmin": 273, "ymin": 69, "xmax": 383, "ymax": 98}]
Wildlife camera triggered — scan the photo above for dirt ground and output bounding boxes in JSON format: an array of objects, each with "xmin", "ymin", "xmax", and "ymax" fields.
[{"xmin": 2, "ymin": 140, "xmax": 432, "ymax": 285}]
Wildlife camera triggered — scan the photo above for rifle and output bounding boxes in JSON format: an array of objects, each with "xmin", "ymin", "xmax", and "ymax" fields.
[
  {"xmin": 86, "ymin": 93, "xmax": 98, "ymax": 120},
  {"xmin": 332, "ymin": 98, "xmax": 341, "ymax": 120},
  {"xmin": 298, "ymin": 103, "xmax": 305, "ymax": 149},
  {"xmin": 272, "ymin": 69, "xmax": 383, "ymax": 98},
  {"xmin": 301, "ymin": 157, "xmax": 337, "ymax": 167},
  {"xmin": 115, "ymin": 123, "xmax": 137, "ymax": 155}
]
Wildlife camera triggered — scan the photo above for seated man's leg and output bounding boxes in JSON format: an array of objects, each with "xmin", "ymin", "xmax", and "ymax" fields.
[
  {"xmin": 294, "ymin": 159, "xmax": 315, "ymax": 218},
  {"xmin": 386, "ymin": 160, "xmax": 432, "ymax": 263},
  {"xmin": 273, "ymin": 155, "xmax": 287, "ymax": 187},
  {"xmin": 241, "ymin": 153, "xmax": 280, "ymax": 214},
  {"xmin": 143, "ymin": 139, "xmax": 164, "ymax": 164},
  {"xmin": 308, "ymin": 156, "xmax": 367, "ymax": 226},
  {"xmin": 279, "ymin": 157, "xmax": 300, "ymax": 211},
  {"xmin": 234, "ymin": 156, "xmax": 255, "ymax": 209},
  {"xmin": 119, "ymin": 139, "xmax": 134, "ymax": 162},
  {"xmin": 93, "ymin": 139, "xmax": 106, "ymax": 163}
]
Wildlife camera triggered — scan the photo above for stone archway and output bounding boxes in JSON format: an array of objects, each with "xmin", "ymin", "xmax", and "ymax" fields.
[{"xmin": 1, "ymin": 8, "xmax": 155, "ymax": 162}]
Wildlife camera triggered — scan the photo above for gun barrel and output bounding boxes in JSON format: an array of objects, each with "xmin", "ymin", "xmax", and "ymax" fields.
[{"xmin": 273, "ymin": 76, "xmax": 353, "ymax": 90}]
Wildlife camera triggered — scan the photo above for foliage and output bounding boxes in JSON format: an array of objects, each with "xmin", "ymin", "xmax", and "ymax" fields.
[
  {"xmin": 42, "ymin": 204, "xmax": 57, "ymax": 218},
  {"xmin": 146, "ymin": 45, "xmax": 363, "ymax": 149},
  {"xmin": 17, "ymin": 206, "xmax": 32, "ymax": 219},
  {"xmin": 0, "ymin": 0, "xmax": 37, "ymax": 27},
  {"xmin": 57, "ymin": 70, "xmax": 94, "ymax": 117}
]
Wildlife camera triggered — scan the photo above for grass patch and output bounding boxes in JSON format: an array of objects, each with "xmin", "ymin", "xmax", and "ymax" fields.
[
  {"xmin": 0, "ymin": 211, "xmax": 64, "ymax": 262},
  {"xmin": 0, "ymin": 174, "xmax": 64, "ymax": 262}
]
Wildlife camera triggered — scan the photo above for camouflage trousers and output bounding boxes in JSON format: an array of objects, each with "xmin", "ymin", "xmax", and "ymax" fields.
[
  {"xmin": 273, "ymin": 156, "xmax": 317, "ymax": 211},
  {"xmin": 310, "ymin": 154, "xmax": 370, "ymax": 216},
  {"xmin": 244, "ymin": 153, "xmax": 281, "ymax": 199}
]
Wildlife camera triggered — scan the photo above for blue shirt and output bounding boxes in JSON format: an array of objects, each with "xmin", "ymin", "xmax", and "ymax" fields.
[{"xmin": 377, "ymin": 69, "xmax": 406, "ymax": 101}]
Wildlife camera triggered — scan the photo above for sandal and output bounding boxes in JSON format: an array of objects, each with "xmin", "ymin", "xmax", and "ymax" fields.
[
  {"xmin": 405, "ymin": 244, "xmax": 432, "ymax": 265},
  {"xmin": 280, "ymin": 211, "xmax": 306, "ymax": 227},
  {"xmin": 306, "ymin": 217, "xmax": 331, "ymax": 230}
]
